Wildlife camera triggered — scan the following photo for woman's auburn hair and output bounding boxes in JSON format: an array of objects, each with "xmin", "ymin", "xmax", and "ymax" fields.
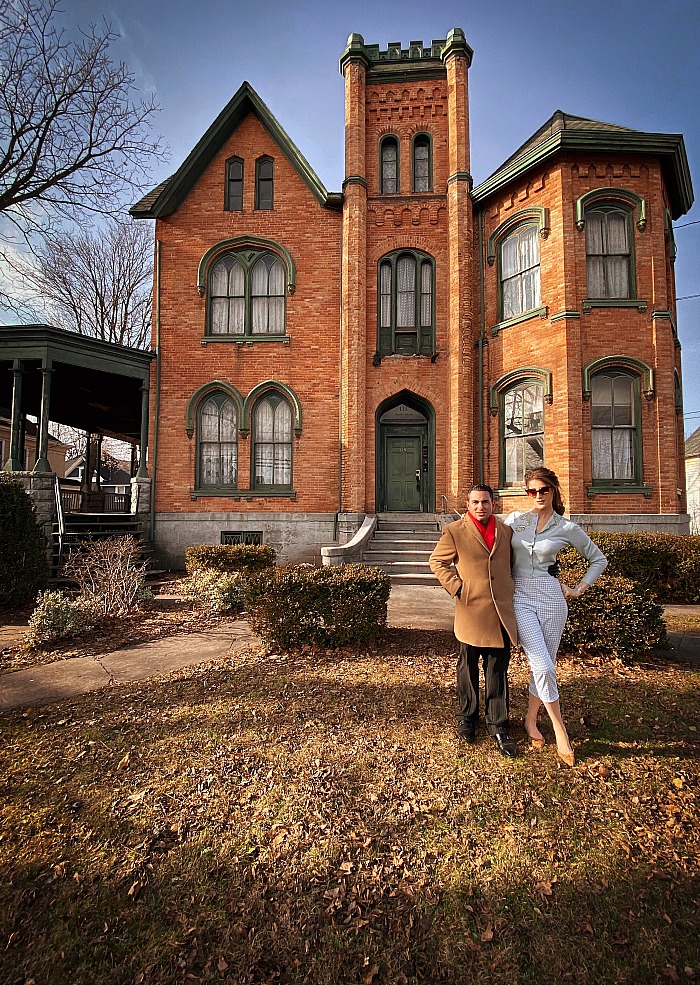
[{"xmin": 524, "ymin": 467, "xmax": 565, "ymax": 515}]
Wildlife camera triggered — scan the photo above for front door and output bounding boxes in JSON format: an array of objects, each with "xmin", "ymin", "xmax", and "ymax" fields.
[{"xmin": 386, "ymin": 434, "xmax": 422, "ymax": 511}]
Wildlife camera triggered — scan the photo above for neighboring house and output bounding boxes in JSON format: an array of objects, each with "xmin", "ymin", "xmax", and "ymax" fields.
[
  {"xmin": 131, "ymin": 29, "xmax": 693, "ymax": 567},
  {"xmin": 64, "ymin": 455, "xmax": 133, "ymax": 495},
  {"xmin": 685, "ymin": 428, "xmax": 700, "ymax": 533},
  {"xmin": 0, "ymin": 411, "xmax": 68, "ymax": 476}
]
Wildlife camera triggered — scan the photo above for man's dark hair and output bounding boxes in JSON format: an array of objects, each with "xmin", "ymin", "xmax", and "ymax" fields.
[{"xmin": 467, "ymin": 483, "xmax": 494, "ymax": 500}]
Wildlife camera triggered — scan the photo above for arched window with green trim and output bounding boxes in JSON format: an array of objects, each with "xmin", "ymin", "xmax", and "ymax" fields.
[
  {"xmin": 378, "ymin": 250, "xmax": 434, "ymax": 356},
  {"xmin": 225, "ymin": 157, "xmax": 243, "ymax": 211},
  {"xmin": 208, "ymin": 249, "xmax": 286, "ymax": 337},
  {"xmin": 500, "ymin": 223, "xmax": 541, "ymax": 321},
  {"xmin": 501, "ymin": 380, "xmax": 545, "ymax": 486},
  {"xmin": 252, "ymin": 392, "xmax": 292, "ymax": 489},
  {"xmin": 585, "ymin": 205, "xmax": 633, "ymax": 299},
  {"xmin": 380, "ymin": 136, "xmax": 399, "ymax": 194},
  {"xmin": 255, "ymin": 156, "xmax": 274, "ymax": 210},
  {"xmin": 590, "ymin": 369, "xmax": 640, "ymax": 484},
  {"xmin": 413, "ymin": 134, "xmax": 432, "ymax": 192},
  {"xmin": 197, "ymin": 392, "xmax": 238, "ymax": 488}
]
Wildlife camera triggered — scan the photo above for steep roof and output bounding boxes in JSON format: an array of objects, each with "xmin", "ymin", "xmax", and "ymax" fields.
[
  {"xmin": 130, "ymin": 82, "xmax": 341, "ymax": 218},
  {"xmin": 473, "ymin": 110, "xmax": 693, "ymax": 218}
]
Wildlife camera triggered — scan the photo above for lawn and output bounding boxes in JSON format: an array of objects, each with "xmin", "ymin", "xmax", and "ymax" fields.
[{"xmin": 1, "ymin": 626, "xmax": 698, "ymax": 985}]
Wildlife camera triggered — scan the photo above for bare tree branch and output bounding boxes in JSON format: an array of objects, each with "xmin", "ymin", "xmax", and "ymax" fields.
[
  {"xmin": 0, "ymin": 0, "xmax": 166, "ymax": 246},
  {"xmin": 11, "ymin": 216, "xmax": 153, "ymax": 348}
]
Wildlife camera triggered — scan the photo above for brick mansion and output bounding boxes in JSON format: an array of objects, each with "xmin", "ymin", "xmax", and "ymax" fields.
[{"xmin": 130, "ymin": 28, "xmax": 694, "ymax": 565}]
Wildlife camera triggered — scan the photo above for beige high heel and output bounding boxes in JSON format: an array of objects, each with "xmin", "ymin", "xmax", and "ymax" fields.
[{"xmin": 557, "ymin": 748, "xmax": 575, "ymax": 767}]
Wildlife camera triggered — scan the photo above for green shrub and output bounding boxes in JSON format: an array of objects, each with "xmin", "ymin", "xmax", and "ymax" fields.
[
  {"xmin": 185, "ymin": 543, "xmax": 276, "ymax": 576},
  {"xmin": 560, "ymin": 574, "xmax": 666, "ymax": 661},
  {"xmin": 558, "ymin": 531, "xmax": 700, "ymax": 603},
  {"xmin": 243, "ymin": 563, "xmax": 391, "ymax": 649},
  {"xmin": 180, "ymin": 568, "xmax": 243, "ymax": 614},
  {"xmin": 27, "ymin": 590, "xmax": 93, "ymax": 646},
  {"xmin": 0, "ymin": 474, "xmax": 49, "ymax": 607}
]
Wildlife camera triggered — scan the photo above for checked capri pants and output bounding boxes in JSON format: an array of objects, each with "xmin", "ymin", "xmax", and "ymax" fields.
[{"xmin": 513, "ymin": 576, "xmax": 568, "ymax": 704}]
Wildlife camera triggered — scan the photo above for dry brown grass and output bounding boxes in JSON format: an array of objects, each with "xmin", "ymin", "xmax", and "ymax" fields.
[{"xmin": 1, "ymin": 628, "xmax": 698, "ymax": 984}]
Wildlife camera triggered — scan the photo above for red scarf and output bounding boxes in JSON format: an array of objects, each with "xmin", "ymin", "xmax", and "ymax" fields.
[{"xmin": 467, "ymin": 511, "xmax": 496, "ymax": 552}]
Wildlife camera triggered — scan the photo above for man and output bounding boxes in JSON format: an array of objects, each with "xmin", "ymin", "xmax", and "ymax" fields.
[{"xmin": 429, "ymin": 484, "xmax": 518, "ymax": 758}]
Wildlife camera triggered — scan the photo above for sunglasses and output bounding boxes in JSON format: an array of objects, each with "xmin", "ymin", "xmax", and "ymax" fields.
[{"xmin": 526, "ymin": 486, "xmax": 551, "ymax": 497}]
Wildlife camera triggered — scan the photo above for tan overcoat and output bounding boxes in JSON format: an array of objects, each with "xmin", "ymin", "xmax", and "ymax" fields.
[{"xmin": 429, "ymin": 516, "xmax": 517, "ymax": 647}]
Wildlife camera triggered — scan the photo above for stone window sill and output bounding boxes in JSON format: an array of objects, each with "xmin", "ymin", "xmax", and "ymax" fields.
[{"xmin": 191, "ymin": 488, "xmax": 296, "ymax": 501}]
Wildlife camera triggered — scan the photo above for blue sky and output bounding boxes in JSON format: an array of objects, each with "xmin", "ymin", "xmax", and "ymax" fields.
[{"xmin": 64, "ymin": 0, "xmax": 700, "ymax": 430}]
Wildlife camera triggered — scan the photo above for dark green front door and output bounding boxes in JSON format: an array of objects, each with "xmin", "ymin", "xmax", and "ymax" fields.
[{"xmin": 386, "ymin": 435, "xmax": 422, "ymax": 511}]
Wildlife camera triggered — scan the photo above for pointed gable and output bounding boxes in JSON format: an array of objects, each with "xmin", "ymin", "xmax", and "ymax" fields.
[
  {"xmin": 473, "ymin": 109, "xmax": 693, "ymax": 218},
  {"xmin": 130, "ymin": 82, "xmax": 341, "ymax": 218}
]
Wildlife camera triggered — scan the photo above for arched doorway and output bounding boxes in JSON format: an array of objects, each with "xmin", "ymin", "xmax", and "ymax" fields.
[{"xmin": 376, "ymin": 391, "xmax": 435, "ymax": 512}]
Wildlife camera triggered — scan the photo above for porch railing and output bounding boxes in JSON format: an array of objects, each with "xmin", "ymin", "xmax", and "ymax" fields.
[{"xmin": 59, "ymin": 487, "xmax": 131, "ymax": 514}]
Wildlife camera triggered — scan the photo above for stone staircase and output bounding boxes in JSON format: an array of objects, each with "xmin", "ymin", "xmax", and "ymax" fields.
[
  {"xmin": 51, "ymin": 513, "xmax": 159, "ymax": 583},
  {"xmin": 360, "ymin": 513, "xmax": 448, "ymax": 584}
]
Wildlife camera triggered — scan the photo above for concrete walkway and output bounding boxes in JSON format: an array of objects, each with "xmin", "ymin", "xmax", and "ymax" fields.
[{"xmin": 0, "ymin": 586, "xmax": 697, "ymax": 714}]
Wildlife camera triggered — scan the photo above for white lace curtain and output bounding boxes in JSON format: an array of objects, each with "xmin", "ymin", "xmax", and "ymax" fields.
[
  {"xmin": 252, "ymin": 257, "xmax": 285, "ymax": 334},
  {"xmin": 254, "ymin": 397, "xmax": 292, "ymax": 485},
  {"xmin": 586, "ymin": 211, "xmax": 630, "ymax": 298},
  {"xmin": 501, "ymin": 225, "xmax": 540, "ymax": 319},
  {"xmin": 199, "ymin": 397, "xmax": 237, "ymax": 485}
]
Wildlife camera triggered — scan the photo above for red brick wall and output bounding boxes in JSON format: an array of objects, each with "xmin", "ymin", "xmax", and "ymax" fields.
[
  {"xmin": 477, "ymin": 154, "xmax": 683, "ymax": 517},
  {"xmin": 152, "ymin": 113, "xmax": 342, "ymax": 515}
]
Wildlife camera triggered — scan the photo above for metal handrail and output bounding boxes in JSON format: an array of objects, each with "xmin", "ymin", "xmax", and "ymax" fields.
[
  {"xmin": 440, "ymin": 494, "xmax": 463, "ymax": 518},
  {"xmin": 53, "ymin": 474, "xmax": 65, "ymax": 567}
]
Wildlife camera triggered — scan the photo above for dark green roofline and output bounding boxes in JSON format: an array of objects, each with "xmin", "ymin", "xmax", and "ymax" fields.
[
  {"xmin": 339, "ymin": 28, "xmax": 473, "ymax": 78},
  {"xmin": 130, "ymin": 82, "xmax": 342, "ymax": 219},
  {"xmin": 472, "ymin": 128, "xmax": 693, "ymax": 219}
]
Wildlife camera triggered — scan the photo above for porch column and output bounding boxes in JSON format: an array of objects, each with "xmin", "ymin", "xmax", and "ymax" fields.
[
  {"xmin": 33, "ymin": 362, "xmax": 53, "ymax": 473},
  {"xmin": 95, "ymin": 434, "xmax": 103, "ymax": 490},
  {"xmin": 137, "ymin": 382, "xmax": 150, "ymax": 478},
  {"xmin": 83, "ymin": 432, "xmax": 92, "ymax": 493},
  {"xmin": 5, "ymin": 360, "xmax": 25, "ymax": 471}
]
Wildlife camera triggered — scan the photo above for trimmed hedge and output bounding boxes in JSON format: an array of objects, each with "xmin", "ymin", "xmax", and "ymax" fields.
[
  {"xmin": 185, "ymin": 543, "xmax": 276, "ymax": 576},
  {"xmin": 0, "ymin": 474, "xmax": 49, "ymax": 607},
  {"xmin": 243, "ymin": 563, "xmax": 391, "ymax": 649},
  {"xmin": 561, "ymin": 574, "xmax": 666, "ymax": 660},
  {"xmin": 558, "ymin": 531, "xmax": 700, "ymax": 603},
  {"xmin": 181, "ymin": 568, "xmax": 243, "ymax": 614}
]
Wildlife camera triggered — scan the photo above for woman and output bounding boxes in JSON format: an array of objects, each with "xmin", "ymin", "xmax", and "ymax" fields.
[{"xmin": 505, "ymin": 467, "xmax": 607, "ymax": 766}]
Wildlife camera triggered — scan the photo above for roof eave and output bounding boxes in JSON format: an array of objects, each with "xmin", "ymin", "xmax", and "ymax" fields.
[
  {"xmin": 130, "ymin": 82, "xmax": 340, "ymax": 218},
  {"xmin": 472, "ymin": 130, "xmax": 694, "ymax": 218}
]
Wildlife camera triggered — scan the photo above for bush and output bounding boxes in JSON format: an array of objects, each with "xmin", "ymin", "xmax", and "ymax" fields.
[
  {"xmin": 242, "ymin": 563, "xmax": 391, "ymax": 650},
  {"xmin": 62, "ymin": 536, "xmax": 148, "ymax": 616},
  {"xmin": 27, "ymin": 590, "xmax": 93, "ymax": 645},
  {"xmin": 0, "ymin": 474, "xmax": 49, "ymax": 607},
  {"xmin": 560, "ymin": 574, "xmax": 666, "ymax": 661},
  {"xmin": 180, "ymin": 568, "xmax": 243, "ymax": 614},
  {"xmin": 185, "ymin": 543, "xmax": 276, "ymax": 576},
  {"xmin": 558, "ymin": 531, "xmax": 700, "ymax": 603}
]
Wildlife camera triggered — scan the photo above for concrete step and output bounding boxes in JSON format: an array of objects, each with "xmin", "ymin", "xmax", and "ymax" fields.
[
  {"xmin": 363, "ymin": 549, "xmax": 434, "ymax": 563},
  {"xmin": 372, "ymin": 532, "xmax": 440, "ymax": 544}
]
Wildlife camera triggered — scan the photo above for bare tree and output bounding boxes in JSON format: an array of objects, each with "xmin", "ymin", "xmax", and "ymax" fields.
[
  {"xmin": 18, "ymin": 216, "xmax": 153, "ymax": 347},
  {"xmin": 0, "ymin": 0, "xmax": 165, "ymax": 256}
]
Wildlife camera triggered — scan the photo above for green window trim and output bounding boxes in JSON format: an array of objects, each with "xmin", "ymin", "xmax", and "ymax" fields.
[
  {"xmin": 193, "ymin": 389, "xmax": 240, "ymax": 491},
  {"xmin": 486, "ymin": 207, "xmax": 550, "ymax": 267},
  {"xmin": 582, "ymin": 355, "xmax": 654, "ymax": 401},
  {"xmin": 241, "ymin": 380, "xmax": 302, "ymax": 437},
  {"xmin": 204, "ymin": 247, "xmax": 288, "ymax": 339},
  {"xmin": 380, "ymin": 135, "xmax": 400, "ymax": 194},
  {"xmin": 191, "ymin": 488, "xmax": 297, "ymax": 501},
  {"xmin": 198, "ymin": 237, "xmax": 296, "ymax": 296},
  {"xmin": 412, "ymin": 133, "xmax": 433, "ymax": 193},
  {"xmin": 489, "ymin": 366, "xmax": 553, "ymax": 416},
  {"xmin": 491, "ymin": 306, "xmax": 548, "ymax": 337},
  {"xmin": 185, "ymin": 381, "xmax": 243, "ymax": 438},
  {"xmin": 588, "ymin": 367, "xmax": 645, "ymax": 489},
  {"xmin": 376, "ymin": 249, "xmax": 436, "ymax": 357},
  {"xmin": 255, "ymin": 155, "xmax": 274, "ymax": 210},
  {"xmin": 575, "ymin": 187, "xmax": 646, "ymax": 233},
  {"xmin": 225, "ymin": 156, "xmax": 244, "ymax": 211},
  {"xmin": 586, "ymin": 485, "xmax": 652, "ymax": 498}
]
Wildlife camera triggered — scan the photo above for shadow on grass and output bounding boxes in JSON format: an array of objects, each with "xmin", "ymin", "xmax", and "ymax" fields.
[{"xmin": 0, "ymin": 637, "xmax": 699, "ymax": 983}]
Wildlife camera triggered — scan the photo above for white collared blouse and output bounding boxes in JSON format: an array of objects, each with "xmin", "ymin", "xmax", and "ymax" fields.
[{"xmin": 504, "ymin": 511, "xmax": 608, "ymax": 585}]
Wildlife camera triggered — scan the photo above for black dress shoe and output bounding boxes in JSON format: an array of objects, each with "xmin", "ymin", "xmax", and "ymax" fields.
[
  {"xmin": 456, "ymin": 719, "xmax": 476, "ymax": 742},
  {"xmin": 494, "ymin": 732, "xmax": 517, "ymax": 758}
]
